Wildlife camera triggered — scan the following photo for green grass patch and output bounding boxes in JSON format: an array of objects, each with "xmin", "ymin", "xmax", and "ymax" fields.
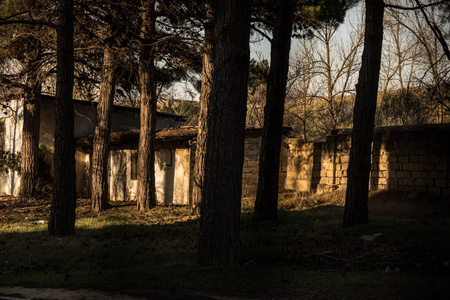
[{"xmin": 1, "ymin": 192, "xmax": 450, "ymax": 299}]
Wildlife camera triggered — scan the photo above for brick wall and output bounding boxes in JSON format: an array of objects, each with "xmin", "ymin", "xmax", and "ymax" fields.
[{"xmin": 286, "ymin": 124, "xmax": 450, "ymax": 195}]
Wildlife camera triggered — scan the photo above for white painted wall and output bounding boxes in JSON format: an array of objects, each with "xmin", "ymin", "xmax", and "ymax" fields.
[
  {"xmin": 0, "ymin": 100, "xmax": 23, "ymax": 195},
  {"xmin": 108, "ymin": 146, "xmax": 191, "ymax": 205}
]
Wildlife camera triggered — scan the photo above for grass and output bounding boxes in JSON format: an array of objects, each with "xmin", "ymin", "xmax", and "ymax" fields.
[{"xmin": 1, "ymin": 191, "xmax": 450, "ymax": 299}]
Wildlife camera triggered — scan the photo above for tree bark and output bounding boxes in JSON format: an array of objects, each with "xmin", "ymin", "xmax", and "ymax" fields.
[
  {"xmin": 253, "ymin": 0, "xmax": 295, "ymax": 221},
  {"xmin": 343, "ymin": 0, "xmax": 384, "ymax": 228},
  {"xmin": 197, "ymin": 0, "xmax": 250, "ymax": 266},
  {"xmin": 136, "ymin": 0, "xmax": 157, "ymax": 211},
  {"xmin": 19, "ymin": 62, "xmax": 42, "ymax": 198},
  {"xmin": 49, "ymin": 0, "xmax": 76, "ymax": 236},
  {"xmin": 91, "ymin": 47, "xmax": 116, "ymax": 212},
  {"xmin": 192, "ymin": 3, "xmax": 215, "ymax": 215}
]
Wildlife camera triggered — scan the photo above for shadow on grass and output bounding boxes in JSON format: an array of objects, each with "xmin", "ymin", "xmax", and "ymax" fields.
[{"xmin": 1, "ymin": 199, "xmax": 450, "ymax": 299}]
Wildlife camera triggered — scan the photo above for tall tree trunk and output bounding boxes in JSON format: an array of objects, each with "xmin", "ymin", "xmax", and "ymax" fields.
[
  {"xmin": 91, "ymin": 47, "xmax": 116, "ymax": 212},
  {"xmin": 253, "ymin": 0, "xmax": 295, "ymax": 221},
  {"xmin": 192, "ymin": 3, "xmax": 215, "ymax": 215},
  {"xmin": 49, "ymin": 0, "xmax": 76, "ymax": 236},
  {"xmin": 197, "ymin": 0, "xmax": 250, "ymax": 266},
  {"xmin": 19, "ymin": 61, "xmax": 42, "ymax": 198},
  {"xmin": 343, "ymin": 0, "xmax": 384, "ymax": 228},
  {"xmin": 136, "ymin": 0, "xmax": 157, "ymax": 211}
]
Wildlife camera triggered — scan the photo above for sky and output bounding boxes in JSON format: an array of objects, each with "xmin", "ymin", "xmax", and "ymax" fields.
[
  {"xmin": 172, "ymin": 3, "xmax": 364, "ymax": 101},
  {"xmin": 250, "ymin": 3, "xmax": 364, "ymax": 61}
]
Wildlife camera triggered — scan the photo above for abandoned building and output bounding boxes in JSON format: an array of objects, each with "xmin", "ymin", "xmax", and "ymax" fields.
[
  {"xmin": 76, "ymin": 127, "xmax": 292, "ymax": 205},
  {"xmin": 0, "ymin": 94, "xmax": 184, "ymax": 195},
  {"xmin": 1, "ymin": 94, "xmax": 449, "ymax": 202}
]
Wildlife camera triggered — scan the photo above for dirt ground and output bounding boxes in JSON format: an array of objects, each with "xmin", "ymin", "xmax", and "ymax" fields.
[{"xmin": 0, "ymin": 286, "xmax": 148, "ymax": 300}]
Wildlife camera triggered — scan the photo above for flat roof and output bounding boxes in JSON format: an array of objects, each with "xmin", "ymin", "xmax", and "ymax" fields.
[{"xmin": 41, "ymin": 94, "xmax": 186, "ymax": 121}]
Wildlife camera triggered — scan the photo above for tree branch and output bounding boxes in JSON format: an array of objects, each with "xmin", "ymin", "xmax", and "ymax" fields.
[
  {"xmin": 0, "ymin": 19, "xmax": 55, "ymax": 28},
  {"xmin": 384, "ymin": 0, "xmax": 448, "ymax": 11}
]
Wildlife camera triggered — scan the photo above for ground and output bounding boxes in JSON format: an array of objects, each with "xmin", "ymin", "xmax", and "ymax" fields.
[{"xmin": 1, "ymin": 191, "xmax": 449, "ymax": 299}]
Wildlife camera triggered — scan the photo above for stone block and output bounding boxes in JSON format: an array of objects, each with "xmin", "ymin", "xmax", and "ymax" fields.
[
  {"xmin": 389, "ymin": 184, "xmax": 399, "ymax": 190},
  {"xmin": 419, "ymin": 156, "xmax": 430, "ymax": 163},
  {"xmin": 378, "ymin": 155, "xmax": 389, "ymax": 164},
  {"xmin": 388, "ymin": 178, "xmax": 398, "ymax": 186},
  {"xmin": 430, "ymin": 155, "xmax": 441, "ymax": 163},
  {"xmin": 424, "ymin": 163, "xmax": 435, "ymax": 171},
  {"xmin": 428, "ymin": 187, "xmax": 441, "ymax": 194},
  {"xmin": 246, "ymin": 160, "xmax": 259, "ymax": 168},
  {"xmin": 378, "ymin": 178, "xmax": 388, "ymax": 185},
  {"xmin": 397, "ymin": 171, "xmax": 411, "ymax": 179},
  {"xmin": 415, "ymin": 178, "xmax": 427, "ymax": 186},
  {"xmin": 379, "ymin": 163, "xmax": 389, "ymax": 171},
  {"xmin": 417, "ymin": 147, "xmax": 431, "ymax": 155},
  {"xmin": 399, "ymin": 148, "xmax": 410, "ymax": 156},
  {"xmin": 436, "ymin": 179, "xmax": 447, "ymax": 187},
  {"xmin": 399, "ymin": 178, "xmax": 414, "ymax": 186},
  {"xmin": 340, "ymin": 155, "xmax": 349, "ymax": 163},
  {"xmin": 403, "ymin": 163, "xmax": 414, "ymax": 171},
  {"xmin": 412, "ymin": 171, "xmax": 422, "ymax": 179},
  {"xmin": 409, "ymin": 156, "xmax": 419, "ymax": 163},
  {"xmin": 428, "ymin": 171, "xmax": 438, "ymax": 179},
  {"xmin": 398, "ymin": 156, "xmax": 409, "ymax": 163},
  {"xmin": 388, "ymin": 156, "xmax": 397, "ymax": 163},
  {"xmin": 389, "ymin": 163, "xmax": 399, "ymax": 170},
  {"xmin": 413, "ymin": 163, "xmax": 426, "ymax": 171},
  {"xmin": 436, "ymin": 162, "xmax": 447, "ymax": 171}
]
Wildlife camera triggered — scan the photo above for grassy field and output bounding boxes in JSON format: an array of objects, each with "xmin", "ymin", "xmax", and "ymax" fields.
[{"xmin": 1, "ymin": 191, "xmax": 449, "ymax": 299}]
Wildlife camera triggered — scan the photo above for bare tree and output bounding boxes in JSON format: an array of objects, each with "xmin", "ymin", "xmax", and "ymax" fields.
[
  {"xmin": 286, "ymin": 16, "xmax": 364, "ymax": 141},
  {"xmin": 313, "ymin": 21, "xmax": 363, "ymax": 134},
  {"xmin": 285, "ymin": 39, "xmax": 320, "ymax": 141}
]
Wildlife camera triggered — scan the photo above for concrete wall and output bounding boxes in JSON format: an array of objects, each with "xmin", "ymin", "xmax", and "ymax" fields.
[{"xmin": 285, "ymin": 124, "xmax": 450, "ymax": 195}]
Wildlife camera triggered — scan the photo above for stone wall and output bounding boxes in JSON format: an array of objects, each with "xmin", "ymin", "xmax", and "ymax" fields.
[
  {"xmin": 241, "ymin": 136, "xmax": 289, "ymax": 201},
  {"xmin": 286, "ymin": 124, "xmax": 450, "ymax": 195}
]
